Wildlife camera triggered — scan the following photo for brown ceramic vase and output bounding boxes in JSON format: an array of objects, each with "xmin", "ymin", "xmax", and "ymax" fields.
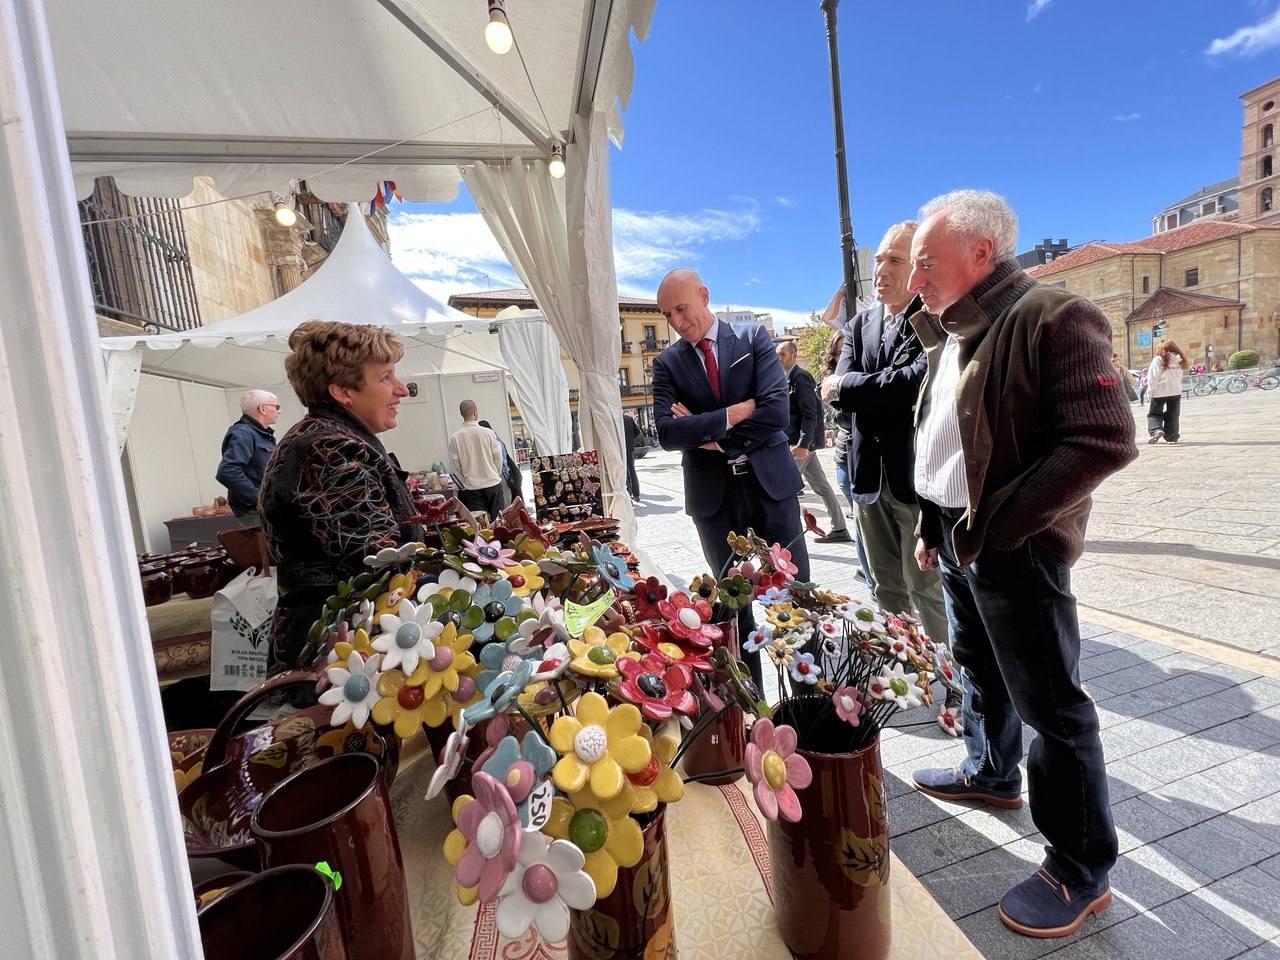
[
  {"xmin": 197, "ymin": 864, "xmax": 348, "ymax": 960},
  {"xmin": 569, "ymin": 805, "xmax": 675, "ymax": 960},
  {"xmin": 766, "ymin": 702, "xmax": 890, "ymax": 960},
  {"xmin": 252, "ymin": 752, "xmax": 414, "ymax": 960},
  {"xmin": 678, "ymin": 619, "xmax": 745, "ymax": 785}
]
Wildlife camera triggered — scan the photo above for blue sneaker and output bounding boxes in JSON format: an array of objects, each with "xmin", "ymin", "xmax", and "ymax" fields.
[
  {"xmin": 998, "ymin": 867, "xmax": 1112, "ymax": 938},
  {"xmin": 911, "ymin": 765, "xmax": 1023, "ymax": 810}
]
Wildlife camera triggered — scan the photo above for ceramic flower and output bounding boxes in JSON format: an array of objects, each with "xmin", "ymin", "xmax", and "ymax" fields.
[
  {"xmin": 844, "ymin": 605, "xmax": 887, "ymax": 635},
  {"xmin": 480, "ymin": 731, "xmax": 558, "ymax": 826},
  {"xmin": 717, "ymin": 574, "xmax": 754, "ymax": 611},
  {"xmin": 409, "ymin": 622, "xmax": 476, "ymax": 700},
  {"xmin": 463, "ymin": 536, "xmax": 518, "ymax": 569},
  {"xmin": 745, "ymin": 719, "xmax": 811, "ymax": 823},
  {"xmin": 888, "ymin": 637, "xmax": 912, "ymax": 662},
  {"xmin": 816, "ymin": 617, "xmax": 842, "ymax": 641},
  {"xmin": 566, "ymin": 626, "xmax": 634, "ymax": 680},
  {"xmin": 937, "ymin": 705, "xmax": 963, "ymax": 737},
  {"xmin": 363, "ymin": 542, "xmax": 423, "ymax": 569},
  {"xmin": 592, "ymin": 544, "xmax": 635, "ymax": 591},
  {"xmin": 548, "ymin": 692, "xmax": 651, "ymax": 798},
  {"xmin": 766, "ymin": 544, "xmax": 799, "ymax": 580},
  {"xmin": 320, "ymin": 622, "xmax": 375, "ymax": 692},
  {"xmin": 629, "ymin": 576, "xmax": 668, "ymax": 620},
  {"xmin": 657, "ymin": 593, "xmax": 722, "ymax": 647},
  {"xmin": 318, "ymin": 651, "xmax": 382, "ymax": 729},
  {"xmin": 633, "ymin": 625, "xmax": 714, "ymax": 674},
  {"xmin": 417, "ymin": 569, "xmax": 479, "ymax": 603},
  {"xmin": 616, "ymin": 654, "xmax": 697, "ymax": 721},
  {"xmin": 469, "ymin": 579, "xmax": 526, "ymax": 644},
  {"xmin": 765, "ymin": 638, "xmax": 797, "ymax": 667},
  {"xmin": 758, "ymin": 586, "xmax": 792, "ymax": 606},
  {"xmin": 688, "ymin": 574, "xmax": 719, "ymax": 603},
  {"xmin": 625, "ymin": 730, "xmax": 684, "ymax": 813},
  {"xmin": 426, "ymin": 719, "xmax": 471, "ymax": 800},
  {"xmin": 452, "ymin": 772, "xmax": 521, "ymax": 902},
  {"xmin": 476, "ymin": 636, "xmax": 545, "ymax": 691},
  {"xmin": 502, "ymin": 560, "xmax": 545, "ymax": 597},
  {"xmin": 542, "ymin": 781, "xmax": 643, "ymax": 897},
  {"xmin": 764, "ymin": 602, "xmax": 804, "ymax": 631},
  {"xmin": 373, "ymin": 571, "xmax": 419, "ymax": 621},
  {"xmin": 495, "ymin": 831, "xmax": 596, "ymax": 942},
  {"xmin": 870, "ymin": 662, "xmax": 923, "ymax": 710},
  {"xmin": 463, "ymin": 659, "xmax": 535, "ymax": 726},
  {"xmin": 788, "ymin": 651, "xmax": 821, "ymax": 685},
  {"xmin": 374, "ymin": 598, "xmax": 442, "ymax": 675},
  {"xmin": 531, "ymin": 593, "xmax": 571, "ymax": 643},
  {"xmin": 833, "ymin": 685, "xmax": 866, "ymax": 727},
  {"xmin": 531, "ymin": 641, "xmax": 572, "ymax": 682},
  {"xmin": 726, "ymin": 531, "xmax": 753, "ymax": 556},
  {"xmin": 802, "ymin": 509, "xmax": 827, "ymax": 539},
  {"xmin": 743, "ymin": 624, "xmax": 774, "ymax": 654},
  {"xmin": 443, "ymin": 795, "xmax": 481, "ymax": 905}
]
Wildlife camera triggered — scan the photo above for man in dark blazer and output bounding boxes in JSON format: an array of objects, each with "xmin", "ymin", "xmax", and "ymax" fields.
[
  {"xmin": 776, "ymin": 339, "xmax": 851, "ymax": 543},
  {"xmin": 819, "ymin": 222, "xmax": 948, "ymax": 645},
  {"xmin": 652, "ymin": 268, "xmax": 809, "ymax": 687}
]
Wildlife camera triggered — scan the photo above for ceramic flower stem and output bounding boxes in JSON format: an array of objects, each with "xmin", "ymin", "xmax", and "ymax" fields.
[
  {"xmin": 681, "ymin": 767, "xmax": 744, "ymax": 785},
  {"xmin": 513, "ymin": 703, "xmax": 553, "ymax": 748}
]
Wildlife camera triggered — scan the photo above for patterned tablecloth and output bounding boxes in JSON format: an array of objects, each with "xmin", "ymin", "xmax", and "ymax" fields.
[
  {"xmin": 390, "ymin": 755, "xmax": 980, "ymax": 960},
  {"xmin": 148, "ymin": 595, "xmax": 213, "ymax": 682}
]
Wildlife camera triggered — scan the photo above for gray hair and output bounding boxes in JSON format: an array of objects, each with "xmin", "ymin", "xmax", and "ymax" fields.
[
  {"xmin": 919, "ymin": 190, "xmax": 1018, "ymax": 260},
  {"xmin": 240, "ymin": 389, "xmax": 276, "ymax": 415},
  {"xmin": 884, "ymin": 219, "xmax": 919, "ymax": 241}
]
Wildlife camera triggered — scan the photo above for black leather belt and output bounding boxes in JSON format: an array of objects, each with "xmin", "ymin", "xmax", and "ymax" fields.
[{"xmin": 729, "ymin": 459, "xmax": 751, "ymax": 476}]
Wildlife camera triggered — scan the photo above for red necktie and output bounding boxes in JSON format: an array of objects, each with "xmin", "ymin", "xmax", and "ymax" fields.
[{"xmin": 697, "ymin": 337, "xmax": 721, "ymax": 401}]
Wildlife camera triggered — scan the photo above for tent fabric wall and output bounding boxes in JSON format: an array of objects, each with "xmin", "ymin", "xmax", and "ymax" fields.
[
  {"xmin": 104, "ymin": 345, "xmax": 141, "ymax": 454},
  {"xmin": 495, "ymin": 306, "xmax": 573, "ymax": 455}
]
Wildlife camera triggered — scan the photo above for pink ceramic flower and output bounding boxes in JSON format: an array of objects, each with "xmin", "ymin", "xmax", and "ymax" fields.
[
  {"xmin": 745, "ymin": 719, "xmax": 811, "ymax": 823},
  {"xmin": 454, "ymin": 771, "xmax": 521, "ymax": 902},
  {"xmin": 462, "ymin": 536, "xmax": 518, "ymax": 569},
  {"xmin": 656, "ymin": 593, "xmax": 722, "ymax": 648},
  {"xmin": 937, "ymin": 706, "xmax": 963, "ymax": 738},
  {"xmin": 616, "ymin": 654, "xmax": 697, "ymax": 721},
  {"xmin": 766, "ymin": 544, "xmax": 799, "ymax": 581},
  {"xmin": 833, "ymin": 685, "xmax": 866, "ymax": 727}
]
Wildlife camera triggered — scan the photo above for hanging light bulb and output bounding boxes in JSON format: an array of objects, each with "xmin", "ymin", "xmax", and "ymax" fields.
[
  {"xmin": 272, "ymin": 197, "xmax": 298, "ymax": 227},
  {"xmin": 485, "ymin": 0, "xmax": 513, "ymax": 55},
  {"xmin": 548, "ymin": 144, "xmax": 566, "ymax": 180}
]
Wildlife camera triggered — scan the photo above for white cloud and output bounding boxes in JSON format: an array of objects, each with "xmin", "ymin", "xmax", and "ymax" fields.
[
  {"xmin": 775, "ymin": 196, "xmax": 794, "ymax": 207},
  {"xmin": 1026, "ymin": 0, "xmax": 1052, "ymax": 21},
  {"xmin": 1113, "ymin": 112, "xmax": 1142, "ymax": 122},
  {"xmin": 744, "ymin": 277, "xmax": 761, "ymax": 286},
  {"xmin": 1207, "ymin": 6, "xmax": 1280, "ymax": 56}
]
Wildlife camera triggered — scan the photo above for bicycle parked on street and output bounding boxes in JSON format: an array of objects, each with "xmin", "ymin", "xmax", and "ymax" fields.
[{"xmin": 1191, "ymin": 370, "xmax": 1278, "ymax": 396}]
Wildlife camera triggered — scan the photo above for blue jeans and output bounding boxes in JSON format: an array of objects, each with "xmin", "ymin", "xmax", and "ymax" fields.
[
  {"xmin": 937, "ymin": 512, "xmax": 1117, "ymax": 891},
  {"xmin": 833, "ymin": 455, "xmax": 877, "ymax": 591}
]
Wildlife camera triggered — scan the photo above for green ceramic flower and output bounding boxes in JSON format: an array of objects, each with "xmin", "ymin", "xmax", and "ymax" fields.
[{"xmin": 716, "ymin": 574, "xmax": 754, "ymax": 611}]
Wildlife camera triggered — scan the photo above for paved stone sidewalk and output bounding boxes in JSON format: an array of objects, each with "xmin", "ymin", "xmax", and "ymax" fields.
[{"xmin": 627, "ymin": 388, "xmax": 1280, "ymax": 957}]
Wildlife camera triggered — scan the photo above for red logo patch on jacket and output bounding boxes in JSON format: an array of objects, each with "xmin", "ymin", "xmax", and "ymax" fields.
[{"xmin": 1097, "ymin": 374, "xmax": 1118, "ymax": 387}]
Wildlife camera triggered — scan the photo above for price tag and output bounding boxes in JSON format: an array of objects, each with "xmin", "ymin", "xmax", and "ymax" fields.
[
  {"xmin": 526, "ymin": 779, "xmax": 555, "ymax": 830},
  {"xmin": 563, "ymin": 588, "xmax": 616, "ymax": 638}
]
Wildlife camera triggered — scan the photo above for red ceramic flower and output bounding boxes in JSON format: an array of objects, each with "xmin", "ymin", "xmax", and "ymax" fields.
[
  {"xmin": 630, "ymin": 576, "xmax": 668, "ymax": 621},
  {"xmin": 634, "ymin": 624, "xmax": 713, "ymax": 673},
  {"xmin": 803, "ymin": 510, "xmax": 827, "ymax": 539},
  {"xmin": 616, "ymin": 654, "xmax": 697, "ymax": 721},
  {"xmin": 752, "ymin": 571, "xmax": 789, "ymax": 599},
  {"xmin": 656, "ymin": 593, "xmax": 722, "ymax": 648},
  {"xmin": 766, "ymin": 544, "xmax": 799, "ymax": 581}
]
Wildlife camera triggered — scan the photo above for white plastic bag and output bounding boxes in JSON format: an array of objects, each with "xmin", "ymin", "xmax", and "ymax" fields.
[{"xmin": 209, "ymin": 567, "xmax": 278, "ymax": 692}]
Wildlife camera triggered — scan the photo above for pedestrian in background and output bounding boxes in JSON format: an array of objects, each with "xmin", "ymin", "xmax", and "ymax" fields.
[
  {"xmin": 1147, "ymin": 340, "xmax": 1189, "ymax": 444},
  {"xmin": 822, "ymin": 324, "xmax": 875, "ymax": 587},
  {"xmin": 216, "ymin": 388, "xmax": 279, "ymax": 528},
  {"xmin": 623, "ymin": 412, "xmax": 642, "ymax": 501},
  {"xmin": 448, "ymin": 400, "xmax": 508, "ymax": 516},
  {"xmin": 1112, "ymin": 353, "xmax": 1137, "ymax": 403},
  {"xmin": 479, "ymin": 419, "xmax": 523, "ymax": 504}
]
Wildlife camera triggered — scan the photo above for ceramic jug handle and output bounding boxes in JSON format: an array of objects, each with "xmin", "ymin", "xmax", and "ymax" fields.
[{"xmin": 203, "ymin": 669, "xmax": 321, "ymax": 769}]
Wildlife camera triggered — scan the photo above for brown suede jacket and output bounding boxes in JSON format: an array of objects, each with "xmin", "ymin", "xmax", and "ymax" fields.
[{"xmin": 910, "ymin": 259, "xmax": 1138, "ymax": 566}]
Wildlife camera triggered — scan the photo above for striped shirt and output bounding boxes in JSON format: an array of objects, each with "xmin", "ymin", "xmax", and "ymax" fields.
[{"xmin": 914, "ymin": 336, "xmax": 968, "ymax": 509}]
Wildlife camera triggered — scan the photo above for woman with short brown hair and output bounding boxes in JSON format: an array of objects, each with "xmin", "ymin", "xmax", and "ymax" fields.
[
  {"xmin": 1146, "ymin": 340, "xmax": 1189, "ymax": 444},
  {"xmin": 259, "ymin": 320, "xmax": 423, "ymax": 671}
]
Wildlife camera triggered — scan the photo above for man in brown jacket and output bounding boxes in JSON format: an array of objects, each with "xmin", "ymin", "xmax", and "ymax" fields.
[{"xmin": 905, "ymin": 190, "xmax": 1137, "ymax": 939}]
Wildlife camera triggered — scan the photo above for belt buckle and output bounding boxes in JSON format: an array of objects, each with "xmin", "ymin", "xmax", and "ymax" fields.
[{"xmin": 730, "ymin": 460, "xmax": 750, "ymax": 476}]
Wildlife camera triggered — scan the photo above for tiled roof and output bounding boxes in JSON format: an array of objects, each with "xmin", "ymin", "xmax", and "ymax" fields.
[
  {"xmin": 448, "ymin": 287, "xmax": 659, "ymax": 309},
  {"xmin": 1028, "ymin": 220, "xmax": 1279, "ymax": 278},
  {"xmin": 1125, "ymin": 287, "xmax": 1242, "ymax": 323}
]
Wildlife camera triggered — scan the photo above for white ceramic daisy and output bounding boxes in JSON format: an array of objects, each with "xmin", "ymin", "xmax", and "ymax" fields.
[
  {"xmin": 417, "ymin": 569, "xmax": 479, "ymax": 602},
  {"xmin": 318, "ymin": 651, "xmax": 383, "ymax": 729},
  {"xmin": 532, "ymin": 642, "xmax": 571, "ymax": 681},
  {"xmin": 869, "ymin": 662, "xmax": 922, "ymax": 711},
  {"xmin": 363, "ymin": 542, "xmax": 423, "ymax": 569},
  {"xmin": 351, "ymin": 598, "xmax": 375, "ymax": 631},
  {"xmin": 374, "ymin": 598, "xmax": 440, "ymax": 674},
  {"xmin": 495, "ymin": 831, "xmax": 596, "ymax": 942},
  {"xmin": 425, "ymin": 718, "xmax": 471, "ymax": 801}
]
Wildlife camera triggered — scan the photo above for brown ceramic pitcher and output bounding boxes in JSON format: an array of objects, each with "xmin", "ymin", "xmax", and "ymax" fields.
[
  {"xmin": 197, "ymin": 864, "xmax": 348, "ymax": 960},
  {"xmin": 252, "ymin": 752, "xmax": 414, "ymax": 960},
  {"xmin": 678, "ymin": 619, "xmax": 745, "ymax": 785}
]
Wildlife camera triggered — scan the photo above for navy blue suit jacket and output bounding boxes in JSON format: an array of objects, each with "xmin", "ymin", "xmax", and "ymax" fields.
[{"xmin": 652, "ymin": 321, "xmax": 802, "ymax": 518}]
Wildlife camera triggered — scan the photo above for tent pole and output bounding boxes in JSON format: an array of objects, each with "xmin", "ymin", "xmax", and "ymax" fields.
[{"xmin": 820, "ymin": 0, "xmax": 863, "ymax": 320}]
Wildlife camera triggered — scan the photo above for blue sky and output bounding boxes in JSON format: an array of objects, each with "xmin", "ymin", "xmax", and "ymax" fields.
[{"xmin": 390, "ymin": 0, "xmax": 1280, "ymax": 327}]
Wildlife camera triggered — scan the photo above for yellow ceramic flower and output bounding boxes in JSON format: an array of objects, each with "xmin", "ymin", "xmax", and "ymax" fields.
[
  {"xmin": 765, "ymin": 602, "xmax": 803, "ymax": 630},
  {"xmin": 626, "ymin": 731, "xmax": 684, "ymax": 814},
  {"xmin": 371, "ymin": 668, "xmax": 434, "ymax": 738},
  {"xmin": 548, "ymin": 692, "xmax": 651, "ymax": 798},
  {"xmin": 373, "ymin": 572, "xmax": 419, "ymax": 621},
  {"xmin": 502, "ymin": 560, "xmax": 545, "ymax": 597},
  {"xmin": 417, "ymin": 623, "xmax": 477, "ymax": 700},
  {"xmin": 443, "ymin": 794, "xmax": 481, "ymax": 905},
  {"xmin": 567, "ymin": 626, "xmax": 635, "ymax": 680},
  {"xmin": 329, "ymin": 626, "xmax": 374, "ymax": 665},
  {"xmin": 543, "ymin": 783, "xmax": 643, "ymax": 897}
]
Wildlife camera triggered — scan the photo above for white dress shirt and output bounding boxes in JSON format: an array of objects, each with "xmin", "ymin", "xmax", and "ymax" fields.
[
  {"xmin": 447, "ymin": 421, "xmax": 504, "ymax": 490},
  {"xmin": 914, "ymin": 336, "xmax": 969, "ymax": 509}
]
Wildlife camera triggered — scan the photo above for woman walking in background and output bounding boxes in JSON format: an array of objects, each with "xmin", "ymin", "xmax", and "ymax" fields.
[{"xmin": 1147, "ymin": 340, "xmax": 1190, "ymax": 444}]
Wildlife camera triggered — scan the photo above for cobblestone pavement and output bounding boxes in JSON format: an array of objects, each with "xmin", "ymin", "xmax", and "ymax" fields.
[{"xmin": 629, "ymin": 388, "xmax": 1280, "ymax": 957}]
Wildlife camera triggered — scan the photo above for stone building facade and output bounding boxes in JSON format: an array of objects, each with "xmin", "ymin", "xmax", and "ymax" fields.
[{"xmin": 1239, "ymin": 78, "xmax": 1280, "ymax": 227}]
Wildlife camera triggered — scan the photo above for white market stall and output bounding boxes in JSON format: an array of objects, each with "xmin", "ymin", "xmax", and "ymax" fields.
[
  {"xmin": 0, "ymin": 2, "xmax": 653, "ymax": 958},
  {"xmin": 101, "ymin": 205, "xmax": 523, "ymax": 552}
]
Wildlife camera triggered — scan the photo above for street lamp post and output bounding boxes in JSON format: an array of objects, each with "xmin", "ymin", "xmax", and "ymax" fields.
[{"xmin": 820, "ymin": 0, "xmax": 863, "ymax": 321}]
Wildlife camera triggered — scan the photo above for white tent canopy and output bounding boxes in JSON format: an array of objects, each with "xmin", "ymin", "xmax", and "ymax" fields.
[{"xmin": 496, "ymin": 304, "xmax": 574, "ymax": 455}]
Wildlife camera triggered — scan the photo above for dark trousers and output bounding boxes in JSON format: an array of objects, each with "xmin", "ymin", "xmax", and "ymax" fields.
[
  {"xmin": 692, "ymin": 470, "xmax": 809, "ymax": 692},
  {"xmin": 459, "ymin": 482, "xmax": 508, "ymax": 519},
  {"xmin": 1147, "ymin": 395, "xmax": 1181, "ymax": 441},
  {"xmin": 935, "ymin": 506, "xmax": 1117, "ymax": 891},
  {"xmin": 626, "ymin": 456, "xmax": 640, "ymax": 499}
]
